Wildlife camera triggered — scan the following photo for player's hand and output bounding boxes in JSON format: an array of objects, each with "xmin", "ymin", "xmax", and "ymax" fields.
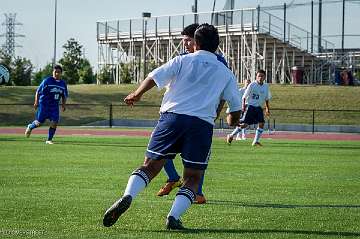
[
  {"xmin": 61, "ymin": 104, "xmax": 66, "ymax": 112},
  {"xmin": 124, "ymin": 92, "xmax": 141, "ymax": 106},
  {"xmin": 33, "ymin": 102, "xmax": 38, "ymax": 110}
]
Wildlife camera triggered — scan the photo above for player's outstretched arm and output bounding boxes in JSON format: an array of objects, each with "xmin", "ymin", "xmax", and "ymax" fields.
[
  {"xmin": 242, "ymin": 97, "xmax": 247, "ymax": 112},
  {"xmin": 124, "ymin": 77, "xmax": 156, "ymax": 106},
  {"xmin": 215, "ymin": 99, "xmax": 226, "ymax": 121},
  {"xmin": 61, "ymin": 96, "xmax": 67, "ymax": 112},
  {"xmin": 34, "ymin": 91, "xmax": 39, "ymax": 110},
  {"xmin": 265, "ymin": 100, "xmax": 270, "ymax": 117}
]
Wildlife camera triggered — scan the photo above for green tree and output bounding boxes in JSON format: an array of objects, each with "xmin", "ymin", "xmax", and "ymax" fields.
[
  {"xmin": 79, "ymin": 59, "xmax": 95, "ymax": 84},
  {"xmin": 59, "ymin": 38, "xmax": 83, "ymax": 84},
  {"xmin": 120, "ymin": 63, "xmax": 133, "ymax": 84},
  {"xmin": 97, "ymin": 66, "xmax": 113, "ymax": 84},
  {"xmin": 147, "ymin": 60, "xmax": 158, "ymax": 75},
  {"xmin": 10, "ymin": 57, "xmax": 33, "ymax": 86},
  {"xmin": 58, "ymin": 38, "xmax": 95, "ymax": 85},
  {"xmin": 355, "ymin": 71, "xmax": 360, "ymax": 83},
  {"xmin": 32, "ymin": 63, "xmax": 53, "ymax": 86}
]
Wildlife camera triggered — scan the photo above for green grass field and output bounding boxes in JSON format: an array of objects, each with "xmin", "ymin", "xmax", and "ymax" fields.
[
  {"xmin": 1, "ymin": 135, "xmax": 359, "ymax": 238},
  {"xmin": 1, "ymin": 85, "xmax": 360, "ymax": 109},
  {"xmin": 1, "ymin": 84, "xmax": 360, "ymax": 126}
]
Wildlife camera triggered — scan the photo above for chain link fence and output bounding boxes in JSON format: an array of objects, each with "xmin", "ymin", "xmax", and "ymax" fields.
[{"xmin": 1, "ymin": 104, "xmax": 359, "ymax": 133}]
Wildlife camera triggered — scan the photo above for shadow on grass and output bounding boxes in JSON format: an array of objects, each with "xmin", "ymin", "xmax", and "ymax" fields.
[
  {"xmin": 154, "ymin": 228, "xmax": 360, "ymax": 237},
  {"xmin": 51, "ymin": 140, "xmax": 146, "ymax": 148},
  {"xmin": 211, "ymin": 142, "xmax": 360, "ymax": 151},
  {"xmin": 0, "ymin": 137, "xmax": 147, "ymax": 148},
  {"xmin": 208, "ymin": 199, "xmax": 360, "ymax": 209},
  {"xmin": 0, "ymin": 137, "xmax": 20, "ymax": 142},
  {"xmin": 270, "ymin": 143, "xmax": 360, "ymax": 150}
]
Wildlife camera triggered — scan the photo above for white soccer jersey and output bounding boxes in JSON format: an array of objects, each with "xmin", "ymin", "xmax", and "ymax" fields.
[
  {"xmin": 226, "ymin": 86, "xmax": 246, "ymax": 113},
  {"xmin": 238, "ymin": 87, "xmax": 246, "ymax": 108},
  {"xmin": 148, "ymin": 50, "xmax": 241, "ymax": 125},
  {"xmin": 242, "ymin": 81, "xmax": 271, "ymax": 107}
]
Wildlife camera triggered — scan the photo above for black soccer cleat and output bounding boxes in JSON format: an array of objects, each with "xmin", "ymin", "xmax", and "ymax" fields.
[
  {"xmin": 103, "ymin": 195, "xmax": 132, "ymax": 227},
  {"xmin": 166, "ymin": 216, "xmax": 185, "ymax": 230}
]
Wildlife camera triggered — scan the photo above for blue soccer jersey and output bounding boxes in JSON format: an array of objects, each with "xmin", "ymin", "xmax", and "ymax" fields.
[
  {"xmin": 37, "ymin": 76, "xmax": 68, "ymax": 106},
  {"xmin": 214, "ymin": 53, "xmax": 228, "ymax": 67}
]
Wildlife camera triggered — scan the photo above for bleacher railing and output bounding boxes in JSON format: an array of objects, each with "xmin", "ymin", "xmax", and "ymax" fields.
[{"xmin": 97, "ymin": 8, "xmax": 334, "ymax": 54}]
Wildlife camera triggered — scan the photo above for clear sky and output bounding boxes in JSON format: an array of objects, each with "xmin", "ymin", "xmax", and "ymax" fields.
[{"xmin": 1, "ymin": 0, "xmax": 359, "ymax": 71}]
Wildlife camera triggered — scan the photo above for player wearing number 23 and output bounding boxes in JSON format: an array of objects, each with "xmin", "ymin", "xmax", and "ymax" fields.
[
  {"xmin": 25, "ymin": 65, "xmax": 68, "ymax": 144},
  {"xmin": 226, "ymin": 69, "xmax": 271, "ymax": 146},
  {"xmin": 240, "ymin": 69, "xmax": 271, "ymax": 146}
]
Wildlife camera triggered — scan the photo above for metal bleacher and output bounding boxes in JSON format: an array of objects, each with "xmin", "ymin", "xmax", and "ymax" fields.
[{"xmin": 96, "ymin": 7, "xmax": 336, "ymax": 85}]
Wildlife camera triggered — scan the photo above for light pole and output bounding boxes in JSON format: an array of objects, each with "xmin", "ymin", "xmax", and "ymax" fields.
[
  {"xmin": 341, "ymin": 0, "xmax": 345, "ymax": 54},
  {"xmin": 192, "ymin": 0, "xmax": 198, "ymax": 23},
  {"xmin": 53, "ymin": 0, "xmax": 57, "ymax": 66},
  {"xmin": 318, "ymin": 0, "xmax": 322, "ymax": 53},
  {"xmin": 142, "ymin": 12, "xmax": 151, "ymax": 81},
  {"xmin": 311, "ymin": 0, "xmax": 314, "ymax": 53}
]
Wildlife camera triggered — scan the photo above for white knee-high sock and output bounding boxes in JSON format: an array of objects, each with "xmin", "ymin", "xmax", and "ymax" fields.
[
  {"xmin": 242, "ymin": 128, "xmax": 246, "ymax": 137},
  {"xmin": 167, "ymin": 187, "xmax": 195, "ymax": 220},
  {"xmin": 230, "ymin": 126, "xmax": 241, "ymax": 137},
  {"xmin": 253, "ymin": 128, "xmax": 264, "ymax": 144},
  {"xmin": 123, "ymin": 169, "xmax": 149, "ymax": 199}
]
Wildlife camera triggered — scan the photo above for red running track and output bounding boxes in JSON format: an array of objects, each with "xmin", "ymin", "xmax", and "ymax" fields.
[{"xmin": 1, "ymin": 127, "xmax": 359, "ymax": 141}]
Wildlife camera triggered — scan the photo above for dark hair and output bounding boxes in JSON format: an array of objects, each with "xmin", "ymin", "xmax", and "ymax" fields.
[
  {"xmin": 257, "ymin": 69, "xmax": 266, "ymax": 76},
  {"xmin": 194, "ymin": 23, "xmax": 219, "ymax": 53},
  {"xmin": 53, "ymin": 64, "xmax": 63, "ymax": 72},
  {"xmin": 181, "ymin": 23, "xmax": 199, "ymax": 38}
]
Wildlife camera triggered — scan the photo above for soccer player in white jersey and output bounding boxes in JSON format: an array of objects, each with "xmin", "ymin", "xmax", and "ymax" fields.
[
  {"xmin": 227, "ymin": 69, "xmax": 271, "ymax": 146},
  {"xmin": 102, "ymin": 23, "xmax": 241, "ymax": 230},
  {"xmin": 226, "ymin": 79, "xmax": 251, "ymax": 141},
  {"xmin": 156, "ymin": 23, "xmax": 229, "ymax": 204}
]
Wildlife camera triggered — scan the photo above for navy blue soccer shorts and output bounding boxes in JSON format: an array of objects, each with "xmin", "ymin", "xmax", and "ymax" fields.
[
  {"xmin": 36, "ymin": 104, "xmax": 60, "ymax": 123},
  {"xmin": 240, "ymin": 105, "xmax": 264, "ymax": 125},
  {"xmin": 146, "ymin": 112, "xmax": 213, "ymax": 170}
]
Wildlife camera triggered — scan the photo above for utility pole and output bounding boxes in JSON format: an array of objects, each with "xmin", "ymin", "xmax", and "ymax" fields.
[
  {"xmin": 0, "ymin": 13, "xmax": 24, "ymax": 57},
  {"xmin": 53, "ymin": 0, "xmax": 58, "ymax": 66},
  {"xmin": 311, "ymin": 1, "xmax": 314, "ymax": 53},
  {"xmin": 211, "ymin": 0, "xmax": 216, "ymax": 24},
  {"xmin": 341, "ymin": 0, "xmax": 345, "ymax": 54},
  {"xmin": 283, "ymin": 3, "xmax": 287, "ymax": 43},
  {"xmin": 142, "ymin": 12, "xmax": 151, "ymax": 81},
  {"xmin": 318, "ymin": 0, "xmax": 322, "ymax": 53},
  {"xmin": 192, "ymin": 0, "xmax": 198, "ymax": 23}
]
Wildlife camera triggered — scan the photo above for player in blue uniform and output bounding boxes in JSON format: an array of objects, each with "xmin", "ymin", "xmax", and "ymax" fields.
[
  {"xmin": 25, "ymin": 65, "xmax": 68, "ymax": 144},
  {"xmin": 156, "ymin": 23, "xmax": 228, "ymax": 204},
  {"xmin": 103, "ymin": 24, "xmax": 241, "ymax": 230}
]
